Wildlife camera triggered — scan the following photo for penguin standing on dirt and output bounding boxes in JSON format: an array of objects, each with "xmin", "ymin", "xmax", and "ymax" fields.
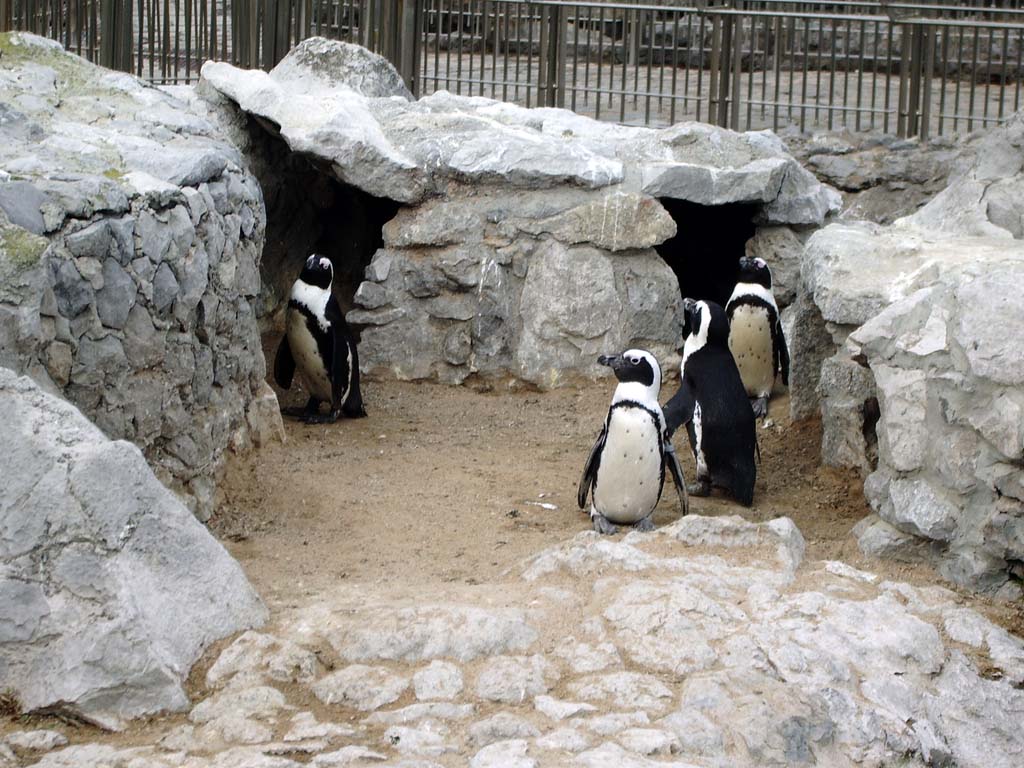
[
  {"xmin": 664, "ymin": 299, "xmax": 757, "ymax": 507},
  {"xmin": 725, "ymin": 256, "xmax": 789, "ymax": 418},
  {"xmin": 578, "ymin": 349, "xmax": 688, "ymax": 535},
  {"xmin": 274, "ymin": 254, "xmax": 366, "ymax": 423}
]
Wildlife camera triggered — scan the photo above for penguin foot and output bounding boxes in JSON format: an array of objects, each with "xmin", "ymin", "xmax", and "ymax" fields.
[
  {"xmin": 751, "ymin": 396, "xmax": 769, "ymax": 419},
  {"xmin": 687, "ymin": 479, "xmax": 712, "ymax": 497},
  {"xmin": 591, "ymin": 513, "xmax": 619, "ymax": 535},
  {"xmin": 302, "ymin": 410, "xmax": 340, "ymax": 425},
  {"xmin": 633, "ymin": 516, "xmax": 656, "ymax": 533}
]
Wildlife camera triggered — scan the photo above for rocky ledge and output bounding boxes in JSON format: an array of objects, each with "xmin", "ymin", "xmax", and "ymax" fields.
[
  {"xmin": 11, "ymin": 514, "xmax": 1024, "ymax": 767},
  {"xmin": 0, "ymin": 33, "xmax": 283, "ymax": 520},
  {"xmin": 196, "ymin": 37, "xmax": 839, "ymax": 386},
  {"xmin": 793, "ymin": 110, "xmax": 1024, "ymax": 596}
]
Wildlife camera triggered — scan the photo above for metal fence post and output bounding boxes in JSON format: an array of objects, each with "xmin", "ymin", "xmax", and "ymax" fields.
[
  {"xmin": 397, "ymin": 0, "xmax": 420, "ymax": 93},
  {"xmin": 0, "ymin": 0, "xmax": 11, "ymax": 33},
  {"xmin": 99, "ymin": 0, "xmax": 133, "ymax": 72}
]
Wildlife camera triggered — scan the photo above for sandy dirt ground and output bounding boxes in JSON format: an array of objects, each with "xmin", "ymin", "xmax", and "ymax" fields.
[{"xmin": 214, "ymin": 367, "xmax": 1021, "ymax": 645}]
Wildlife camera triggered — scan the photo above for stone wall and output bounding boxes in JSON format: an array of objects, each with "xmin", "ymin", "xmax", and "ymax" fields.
[
  {"xmin": 0, "ymin": 33, "xmax": 282, "ymax": 520},
  {"xmin": 795, "ymin": 111, "xmax": 1024, "ymax": 597},
  {"xmin": 197, "ymin": 37, "xmax": 839, "ymax": 387}
]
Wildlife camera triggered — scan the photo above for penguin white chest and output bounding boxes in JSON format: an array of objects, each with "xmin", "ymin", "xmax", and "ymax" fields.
[
  {"xmin": 593, "ymin": 407, "xmax": 662, "ymax": 524},
  {"xmin": 728, "ymin": 304, "xmax": 775, "ymax": 398},
  {"xmin": 286, "ymin": 308, "xmax": 333, "ymax": 402}
]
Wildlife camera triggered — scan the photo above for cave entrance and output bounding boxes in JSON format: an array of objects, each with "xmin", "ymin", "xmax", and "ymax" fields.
[
  {"xmin": 251, "ymin": 120, "xmax": 401, "ymax": 331},
  {"xmin": 654, "ymin": 199, "xmax": 759, "ymax": 308}
]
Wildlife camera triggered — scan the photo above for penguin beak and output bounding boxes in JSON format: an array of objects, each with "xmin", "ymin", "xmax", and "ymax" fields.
[
  {"xmin": 738, "ymin": 256, "xmax": 754, "ymax": 269},
  {"xmin": 682, "ymin": 298, "xmax": 697, "ymax": 314},
  {"xmin": 597, "ymin": 354, "xmax": 620, "ymax": 369}
]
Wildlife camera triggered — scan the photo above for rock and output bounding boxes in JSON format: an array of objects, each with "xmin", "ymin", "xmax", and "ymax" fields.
[
  {"xmin": 660, "ymin": 514, "xmax": 805, "ymax": 573},
  {"xmin": 468, "ymin": 714, "xmax": 541, "ymax": 747},
  {"xmin": 3, "ymin": 730, "xmax": 68, "ymax": 753},
  {"xmin": 535, "ymin": 728, "xmax": 592, "ymax": 753},
  {"xmin": 189, "ymin": 686, "xmax": 288, "ymax": 725},
  {"xmin": 534, "ymin": 695, "xmax": 598, "ymax": 721},
  {"xmin": 412, "ymin": 660, "xmax": 464, "ymax": 701},
  {"xmin": 617, "ymin": 728, "xmax": 681, "ymax": 756},
  {"xmin": 323, "ymin": 604, "xmax": 537, "ymax": 663},
  {"xmin": 0, "ymin": 369, "xmax": 266, "ymax": 728},
  {"xmin": 573, "ymin": 742, "xmax": 697, "ymax": 768},
  {"xmin": 363, "ymin": 702, "xmax": 475, "ymax": 725},
  {"xmin": 470, "ymin": 739, "xmax": 536, "ymax": 768},
  {"xmin": 787, "ymin": 291, "xmax": 835, "ymax": 421},
  {"xmin": 474, "ymin": 655, "xmax": 558, "ymax": 704},
  {"xmin": 312, "ymin": 665, "xmax": 409, "ymax": 711},
  {"xmin": 818, "ymin": 354, "xmax": 877, "ymax": 472},
  {"xmin": 311, "ymin": 746, "xmax": 388, "ymax": 766},
  {"xmin": 0, "ymin": 34, "xmax": 271, "ymax": 520},
  {"xmin": 925, "ymin": 652, "xmax": 1024, "ymax": 768},
  {"xmin": 282, "ymin": 712, "xmax": 356, "ymax": 743},
  {"xmin": 567, "ymin": 673, "xmax": 674, "ymax": 713},
  {"xmin": 382, "ymin": 723, "xmax": 455, "ymax": 757},
  {"xmin": 206, "ymin": 631, "xmax": 321, "ymax": 687}
]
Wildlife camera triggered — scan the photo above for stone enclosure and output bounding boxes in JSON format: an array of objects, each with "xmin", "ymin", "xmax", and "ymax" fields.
[{"xmin": 2, "ymin": 27, "xmax": 1024, "ymax": 763}]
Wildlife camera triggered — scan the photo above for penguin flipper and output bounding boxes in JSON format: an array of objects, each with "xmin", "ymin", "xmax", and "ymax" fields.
[
  {"xmin": 663, "ymin": 379, "xmax": 696, "ymax": 439},
  {"xmin": 774, "ymin": 314, "xmax": 790, "ymax": 387},
  {"xmin": 577, "ymin": 426, "xmax": 607, "ymax": 510},
  {"xmin": 664, "ymin": 441, "xmax": 690, "ymax": 516},
  {"xmin": 274, "ymin": 334, "xmax": 296, "ymax": 390},
  {"xmin": 342, "ymin": 325, "xmax": 367, "ymax": 418}
]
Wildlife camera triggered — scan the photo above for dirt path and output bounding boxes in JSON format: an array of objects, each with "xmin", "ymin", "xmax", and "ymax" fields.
[{"xmin": 216, "ymin": 373, "xmax": 881, "ymax": 611}]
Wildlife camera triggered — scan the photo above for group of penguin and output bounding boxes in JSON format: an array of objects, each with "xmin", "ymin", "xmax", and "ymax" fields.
[
  {"xmin": 272, "ymin": 252, "xmax": 789, "ymax": 536},
  {"xmin": 579, "ymin": 255, "xmax": 789, "ymax": 534}
]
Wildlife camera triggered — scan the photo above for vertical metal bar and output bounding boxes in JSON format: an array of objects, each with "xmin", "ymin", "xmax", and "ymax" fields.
[
  {"xmin": 571, "ymin": 3, "xmax": 580, "ymax": 111},
  {"xmin": 896, "ymin": 21, "xmax": 910, "ymax": 136},
  {"xmin": 185, "ymin": 0, "xmax": 192, "ymax": 80},
  {"xmin": 772, "ymin": 15, "xmax": 781, "ymax": 130},
  {"xmin": 644, "ymin": 8, "xmax": 654, "ymax": 123},
  {"xmin": 708, "ymin": 13, "xmax": 722, "ymax": 126},
  {"xmin": 555, "ymin": 4, "xmax": 566, "ymax": 108},
  {"xmin": 466, "ymin": 0, "xmax": 475, "ymax": 94},
  {"xmin": 967, "ymin": 25, "xmax": 980, "ymax": 132},
  {"xmin": 670, "ymin": 12, "xmax": 679, "ymax": 124},
  {"xmin": 937, "ymin": 26, "xmax": 948, "ymax": 135},
  {"xmin": 983, "ymin": 26, "xmax": 994, "ymax": 127},
  {"xmin": 997, "ymin": 27, "xmax": 1008, "ymax": 122},
  {"xmin": 799, "ymin": 16, "xmax": 809, "ymax": 131},
  {"xmin": 730, "ymin": 14, "xmax": 741, "ymax": 131},
  {"xmin": 619, "ymin": 7, "xmax": 630, "ymax": 122},
  {"xmin": 595, "ymin": 4, "xmax": 604, "ymax": 119},
  {"xmin": 525, "ymin": 0, "xmax": 533, "ymax": 107},
  {"xmin": 920, "ymin": 24, "xmax": 934, "ymax": 140},
  {"xmin": 537, "ymin": 3, "xmax": 547, "ymax": 106},
  {"xmin": 501, "ymin": 1, "xmax": 509, "ymax": 102}
]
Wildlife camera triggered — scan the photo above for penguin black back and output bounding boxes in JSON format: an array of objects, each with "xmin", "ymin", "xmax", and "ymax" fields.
[{"xmin": 665, "ymin": 299, "xmax": 757, "ymax": 507}]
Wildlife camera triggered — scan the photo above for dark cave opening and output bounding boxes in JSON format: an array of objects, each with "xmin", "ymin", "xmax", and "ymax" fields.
[
  {"xmin": 654, "ymin": 199, "xmax": 760, "ymax": 309},
  {"xmin": 249, "ymin": 118, "xmax": 401, "ymax": 332}
]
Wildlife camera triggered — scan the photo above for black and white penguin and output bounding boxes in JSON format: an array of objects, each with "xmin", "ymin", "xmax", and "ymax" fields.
[
  {"xmin": 664, "ymin": 299, "xmax": 757, "ymax": 507},
  {"xmin": 725, "ymin": 256, "xmax": 789, "ymax": 418},
  {"xmin": 578, "ymin": 349, "xmax": 688, "ymax": 535},
  {"xmin": 273, "ymin": 254, "xmax": 366, "ymax": 423}
]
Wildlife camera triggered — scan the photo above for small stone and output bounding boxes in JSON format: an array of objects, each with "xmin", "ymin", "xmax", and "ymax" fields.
[
  {"xmin": 470, "ymin": 739, "xmax": 536, "ymax": 768},
  {"xmin": 3, "ymin": 730, "xmax": 68, "ymax": 753},
  {"xmin": 616, "ymin": 728, "xmax": 681, "ymax": 756},
  {"xmin": 468, "ymin": 713, "xmax": 540, "ymax": 748},
  {"xmin": 313, "ymin": 665, "xmax": 409, "ymax": 711},
  {"xmin": 283, "ymin": 712, "xmax": 357, "ymax": 743},
  {"xmin": 534, "ymin": 695, "xmax": 598, "ymax": 721},
  {"xmin": 413, "ymin": 660, "xmax": 463, "ymax": 701},
  {"xmin": 474, "ymin": 655, "xmax": 558, "ymax": 704},
  {"xmin": 382, "ymin": 723, "xmax": 455, "ymax": 756},
  {"xmin": 534, "ymin": 728, "xmax": 592, "ymax": 753}
]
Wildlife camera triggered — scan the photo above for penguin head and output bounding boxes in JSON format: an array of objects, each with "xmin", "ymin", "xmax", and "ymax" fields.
[
  {"xmin": 598, "ymin": 349, "xmax": 662, "ymax": 399},
  {"xmin": 737, "ymin": 256, "xmax": 772, "ymax": 289},
  {"xmin": 682, "ymin": 298, "xmax": 730, "ymax": 351},
  {"xmin": 299, "ymin": 254, "xmax": 334, "ymax": 290}
]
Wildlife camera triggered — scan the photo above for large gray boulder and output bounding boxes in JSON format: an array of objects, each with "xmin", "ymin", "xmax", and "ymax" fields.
[
  {"xmin": 798, "ymin": 110, "xmax": 1024, "ymax": 595},
  {"xmin": 0, "ymin": 368, "xmax": 267, "ymax": 729},
  {"xmin": 195, "ymin": 37, "xmax": 840, "ymax": 387},
  {"xmin": 0, "ymin": 33, "xmax": 283, "ymax": 518}
]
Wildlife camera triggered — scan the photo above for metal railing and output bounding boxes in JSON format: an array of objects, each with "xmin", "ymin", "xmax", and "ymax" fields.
[{"xmin": 1, "ymin": 0, "xmax": 1021, "ymax": 136}]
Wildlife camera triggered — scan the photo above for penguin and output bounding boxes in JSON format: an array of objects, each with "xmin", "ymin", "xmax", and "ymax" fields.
[
  {"xmin": 664, "ymin": 299, "xmax": 757, "ymax": 507},
  {"xmin": 273, "ymin": 254, "xmax": 366, "ymax": 423},
  {"xmin": 578, "ymin": 349, "xmax": 689, "ymax": 535},
  {"xmin": 725, "ymin": 256, "xmax": 789, "ymax": 418}
]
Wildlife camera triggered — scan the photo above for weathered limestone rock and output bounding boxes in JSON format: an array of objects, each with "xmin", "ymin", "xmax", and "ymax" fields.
[
  {"xmin": 0, "ymin": 33, "xmax": 281, "ymax": 519},
  {"xmin": 16, "ymin": 514, "xmax": 1024, "ymax": 767},
  {"xmin": 0, "ymin": 369, "xmax": 266, "ymax": 728},
  {"xmin": 801, "ymin": 110, "xmax": 1024, "ymax": 594}
]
